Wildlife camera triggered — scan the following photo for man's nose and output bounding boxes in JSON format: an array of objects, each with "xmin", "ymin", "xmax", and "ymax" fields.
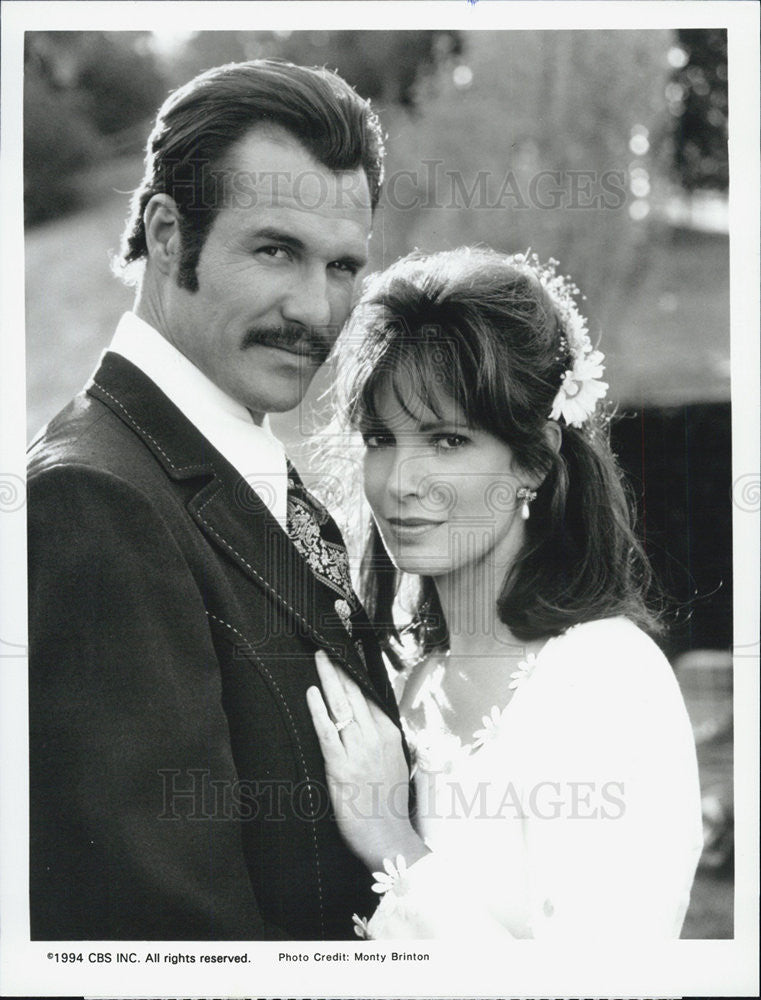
[{"xmin": 281, "ymin": 265, "xmax": 332, "ymax": 330}]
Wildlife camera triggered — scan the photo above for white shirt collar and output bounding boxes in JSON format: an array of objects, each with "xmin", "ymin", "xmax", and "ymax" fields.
[{"xmin": 106, "ymin": 311, "xmax": 288, "ymax": 528}]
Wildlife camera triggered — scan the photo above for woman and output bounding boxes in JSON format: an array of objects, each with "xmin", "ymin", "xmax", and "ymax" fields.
[{"xmin": 306, "ymin": 247, "xmax": 703, "ymax": 940}]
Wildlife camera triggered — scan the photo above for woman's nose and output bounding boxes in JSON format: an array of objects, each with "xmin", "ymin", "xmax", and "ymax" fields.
[
  {"xmin": 388, "ymin": 447, "xmax": 448, "ymax": 506},
  {"xmin": 387, "ymin": 449, "xmax": 424, "ymax": 500},
  {"xmin": 390, "ymin": 451, "xmax": 461, "ymax": 521}
]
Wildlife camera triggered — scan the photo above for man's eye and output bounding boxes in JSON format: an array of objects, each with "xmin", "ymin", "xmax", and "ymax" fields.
[
  {"xmin": 329, "ymin": 260, "xmax": 361, "ymax": 276},
  {"xmin": 257, "ymin": 246, "xmax": 291, "ymax": 260},
  {"xmin": 362, "ymin": 433, "xmax": 395, "ymax": 449},
  {"xmin": 433, "ymin": 434, "xmax": 469, "ymax": 451}
]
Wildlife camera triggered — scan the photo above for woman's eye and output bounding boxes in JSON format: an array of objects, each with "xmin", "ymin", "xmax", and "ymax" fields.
[
  {"xmin": 362, "ymin": 433, "xmax": 395, "ymax": 449},
  {"xmin": 433, "ymin": 434, "xmax": 469, "ymax": 451}
]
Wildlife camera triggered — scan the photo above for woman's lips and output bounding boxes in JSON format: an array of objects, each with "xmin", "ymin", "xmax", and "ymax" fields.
[{"xmin": 383, "ymin": 517, "xmax": 445, "ymax": 539}]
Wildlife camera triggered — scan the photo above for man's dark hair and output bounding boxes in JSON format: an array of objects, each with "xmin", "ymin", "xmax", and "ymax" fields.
[{"xmin": 118, "ymin": 58, "xmax": 385, "ymax": 289}]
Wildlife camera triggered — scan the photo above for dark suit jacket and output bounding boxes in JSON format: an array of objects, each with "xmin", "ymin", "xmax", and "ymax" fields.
[{"xmin": 27, "ymin": 351, "xmax": 401, "ymax": 940}]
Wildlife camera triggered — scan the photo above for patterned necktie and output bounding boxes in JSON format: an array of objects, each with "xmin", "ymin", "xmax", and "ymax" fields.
[
  {"xmin": 285, "ymin": 459, "xmax": 360, "ymax": 638},
  {"xmin": 287, "ymin": 463, "xmax": 418, "ymax": 819}
]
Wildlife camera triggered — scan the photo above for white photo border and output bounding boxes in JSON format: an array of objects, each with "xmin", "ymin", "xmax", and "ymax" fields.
[{"xmin": 1, "ymin": 2, "xmax": 758, "ymax": 997}]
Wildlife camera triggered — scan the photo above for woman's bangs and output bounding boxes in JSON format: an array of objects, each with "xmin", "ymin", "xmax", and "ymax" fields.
[{"xmin": 350, "ymin": 330, "xmax": 476, "ymax": 430}]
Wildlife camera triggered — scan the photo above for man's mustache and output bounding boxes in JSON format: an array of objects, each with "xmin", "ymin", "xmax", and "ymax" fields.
[{"xmin": 242, "ymin": 325, "xmax": 333, "ymax": 364}]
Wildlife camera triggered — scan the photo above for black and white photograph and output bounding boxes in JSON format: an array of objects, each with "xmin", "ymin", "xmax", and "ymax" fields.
[{"xmin": 0, "ymin": 1, "xmax": 758, "ymax": 997}]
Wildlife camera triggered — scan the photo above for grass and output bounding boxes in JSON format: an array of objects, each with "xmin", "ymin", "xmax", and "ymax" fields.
[{"xmin": 24, "ymin": 156, "xmax": 142, "ymax": 440}]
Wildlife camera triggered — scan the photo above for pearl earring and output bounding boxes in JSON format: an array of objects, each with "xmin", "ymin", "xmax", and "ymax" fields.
[{"xmin": 516, "ymin": 486, "xmax": 537, "ymax": 520}]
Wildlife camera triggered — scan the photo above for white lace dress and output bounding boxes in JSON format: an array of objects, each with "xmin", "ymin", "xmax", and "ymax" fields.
[{"xmin": 357, "ymin": 617, "xmax": 704, "ymax": 941}]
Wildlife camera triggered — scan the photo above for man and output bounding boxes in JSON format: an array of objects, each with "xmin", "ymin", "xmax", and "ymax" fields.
[{"xmin": 27, "ymin": 59, "xmax": 402, "ymax": 940}]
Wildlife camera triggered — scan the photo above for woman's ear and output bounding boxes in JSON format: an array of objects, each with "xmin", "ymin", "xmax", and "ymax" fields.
[
  {"xmin": 517, "ymin": 421, "xmax": 562, "ymax": 490},
  {"xmin": 143, "ymin": 194, "xmax": 182, "ymax": 277},
  {"xmin": 543, "ymin": 419, "xmax": 562, "ymax": 456}
]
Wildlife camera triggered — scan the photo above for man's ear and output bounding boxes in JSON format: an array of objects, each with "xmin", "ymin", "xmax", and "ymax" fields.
[{"xmin": 143, "ymin": 194, "xmax": 182, "ymax": 277}]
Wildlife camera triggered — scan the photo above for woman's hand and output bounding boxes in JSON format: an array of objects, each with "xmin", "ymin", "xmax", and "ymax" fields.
[{"xmin": 307, "ymin": 650, "xmax": 429, "ymax": 874}]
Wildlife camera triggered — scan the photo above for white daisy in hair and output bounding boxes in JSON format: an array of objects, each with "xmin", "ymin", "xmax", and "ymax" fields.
[
  {"xmin": 551, "ymin": 352, "xmax": 609, "ymax": 428},
  {"xmin": 513, "ymin": 252, "xmax": 610, "ymax": 429}
]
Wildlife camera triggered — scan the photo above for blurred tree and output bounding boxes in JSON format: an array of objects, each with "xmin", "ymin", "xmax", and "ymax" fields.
[
  {"xmin": 24, "ymin": 32, "xmax": 167, "ymax": 224},
  {"xmin": 25, "ymin": 29, "xmax": 462, "ymax": 225},
  {"xmin": 77, "ymin": 33, "xmax": 168, "ymax": 136},
  {"xmin": 670, "ymin": 30, "xmax": 728, "ymax": 192},
  {"xmin": 168, "ymin": 29, "xmax": 461, "ymax": 108},
  {"xmin": 24, "ymin": 34, "xmax": 103, "ymax": 224},
  {"xmin": 272, "ymin": 30, "xmax": 462, "ymax": 107},
  {"xmin": 164, "ymin": 30, "xmax": 254, "ymax": 85},
  {"xmin": 373, "ymin": 31, "xmax": 675, "ymax": 341}
]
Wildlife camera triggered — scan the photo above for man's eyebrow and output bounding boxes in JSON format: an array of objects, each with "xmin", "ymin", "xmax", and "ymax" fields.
[{"xmin": 249, "ymin": 227, "xmax": 306, "ymax": 251}]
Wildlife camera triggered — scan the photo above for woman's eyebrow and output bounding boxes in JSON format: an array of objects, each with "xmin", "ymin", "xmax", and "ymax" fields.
[
  {"xmin": 358, "ymin": 416, "xmax": 390, "ymax": 432},
  {"xmin": 417, "ymin": 419, "xmax": 464, "ymax": 433}
]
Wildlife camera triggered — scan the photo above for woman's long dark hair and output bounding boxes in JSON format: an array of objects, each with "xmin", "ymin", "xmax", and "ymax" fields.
[{"xmin": 333, "ymin": 247, "xmax": 661, "ymax": 655}]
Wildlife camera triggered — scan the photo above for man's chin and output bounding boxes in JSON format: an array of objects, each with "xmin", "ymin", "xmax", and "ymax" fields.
[
  {"xmin": 258, "ymin": 395, "xmax": 306, "ymax": 415},
  {"xmin": 238, "ymin": 374, "xmax": 318, "ymax": 416}
]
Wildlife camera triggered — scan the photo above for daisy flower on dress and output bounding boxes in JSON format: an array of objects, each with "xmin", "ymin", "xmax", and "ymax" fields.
[
  {"xmin": 371, "ymin": 855, "xmax": 409, "ymax": 896},
  {"xmin": 413, "ymin": 730, "xmax": 470, "ymax": 774},
  {"xmin": 472, "ymin": 705, "xmax": 507, "ymax": 749},
  {"xmin": 508, "ymin": 652, "xmax": 539, "ymax": 690},
  {"xmin": 352, "ymin": 913, "xmax": 371, "ymax": 938}
]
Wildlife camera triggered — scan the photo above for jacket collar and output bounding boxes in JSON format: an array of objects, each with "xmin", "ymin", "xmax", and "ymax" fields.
[{"xmin": 87, "ymin": 352, "xmax": 396, "ymax": 716}]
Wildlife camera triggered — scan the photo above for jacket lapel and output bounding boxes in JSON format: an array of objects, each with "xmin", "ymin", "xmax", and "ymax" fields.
[
  {"xmin": 187, "ymin": 474, "xmax": 391, "ymax": 704},
  {"xmin": 87, "ymin": 352, "xmax": 395, "ymax": 716}
]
